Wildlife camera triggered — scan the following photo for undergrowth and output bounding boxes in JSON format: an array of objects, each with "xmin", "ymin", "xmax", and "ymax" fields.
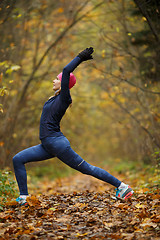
[{"xmin": 0, "ymin": 170, "xmax": 17, "ymax": 211}]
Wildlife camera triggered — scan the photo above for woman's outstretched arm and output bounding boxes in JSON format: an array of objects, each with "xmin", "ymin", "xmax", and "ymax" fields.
[{"xmin": 60, "ymin": 47, "xmax": 94, "ymax": 102}]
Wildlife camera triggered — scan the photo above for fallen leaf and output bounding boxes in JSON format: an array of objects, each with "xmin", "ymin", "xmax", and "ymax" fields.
[
  {"xmin": 135, "ymin": 203, "xmax": 146, "ymax": 209},
  {"xmin": 26, "ymin": 196, "xmax": 41, "ymax": 207},
  {"xmin": 76, "ymin": 232, "xmax": 89, "ymax": 237},
  {"xmin": 140, "ymin": 218, "xmax": 157, "ymax": 229},
  {"xmin": 5, "ymin": 200, "xmax": 18, "ymax": 206}
]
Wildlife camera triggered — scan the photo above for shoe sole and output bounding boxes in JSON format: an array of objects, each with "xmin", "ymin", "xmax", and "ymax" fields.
[
  {"xmin": 20, "ymin": 202, "xmax": 29, "ymax": 206},
  {"xmin": 112, "ymin": 190, "xmax": 134, "ymax": 201},
  {"xmin": 124, "ymin": 191, "xmax": 134, "ymax": 200}
]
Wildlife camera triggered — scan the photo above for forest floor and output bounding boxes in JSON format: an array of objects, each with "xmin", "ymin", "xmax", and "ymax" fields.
[{"xmin": 0, "ymin": 170, "xmax": 160, "ymax": 240}]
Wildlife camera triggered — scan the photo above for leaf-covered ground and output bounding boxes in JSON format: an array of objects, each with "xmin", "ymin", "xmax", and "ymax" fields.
[{"xmin": 0, "ymin": 174, "xmax": 159, "ymax": 240}]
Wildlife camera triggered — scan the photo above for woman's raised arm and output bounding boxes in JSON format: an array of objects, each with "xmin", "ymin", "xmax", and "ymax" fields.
[{"xmin": 60, "ymin": 47, "xmax": 94, "ymax": 102}]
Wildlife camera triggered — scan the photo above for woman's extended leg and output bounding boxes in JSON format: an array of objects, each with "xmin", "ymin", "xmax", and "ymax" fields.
[
  {"xmin": 58, "ymin": 146, "xmax": 121, "ymax": 188},
  {"xmin": 42, "ymin": 135, "xmax": 121, "ymax": 188},
  {"xmin": 57, "ymin": 146, "xmax": 134, "ymax": 199},
  {"xmin": 42, "ymin": 134, "xmax": 133, "ymax": 199},
  {"xmin": 13, "ymin": 144, "xmax": 53, "ymax": 195}
]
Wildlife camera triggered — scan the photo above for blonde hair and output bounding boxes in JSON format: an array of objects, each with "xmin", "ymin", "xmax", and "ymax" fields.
[
  {"xmin": 49, "ymin": 87, "xmax": 61, "ymax": 99},
  {"xmin": 54, "ymin": 87, "xmax": 61, "ymax": 96}
]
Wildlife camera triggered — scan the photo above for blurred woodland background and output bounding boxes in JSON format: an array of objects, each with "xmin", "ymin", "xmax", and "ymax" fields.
[{"xmin": 0, "ymin": 0, "xmax": 160, "ymax": 178}]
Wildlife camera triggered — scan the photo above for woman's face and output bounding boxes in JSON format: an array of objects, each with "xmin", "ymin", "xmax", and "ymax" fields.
[{"xmin": 53, "ymin": 77, "xmax": 61, "ymax": 91}]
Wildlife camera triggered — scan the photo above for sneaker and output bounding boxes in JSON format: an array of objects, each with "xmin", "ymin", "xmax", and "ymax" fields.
[
  {"xmin": 115, "ymin": 185, "xmax": 134, "ymax": 200},
  {"xmin": 16, "ymin": 196, "xmax": 28, "ymax": 206}
]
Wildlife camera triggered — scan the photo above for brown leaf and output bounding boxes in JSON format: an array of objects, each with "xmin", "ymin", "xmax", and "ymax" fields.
[
  {"xmin": 151, "ymin": 215, "xmax": 160, "ymax": 223},
  {"xmin": 113, "ymin": 202, "xmax": 128, "ymax": 209},
  {"xmin": 26, "ymin": 196, "xmax": 41, "ymax": 207},
  {"xmin": 152, "ymin": 194, "xmax": 160, "ymax": 200},
  {"xmin": 5, "ymin": 200, "xmax": 18, "ymax": 206},
  {"xmin": 140, "ymin": 218, "xmax": 157, "ymax": 229},
  {"xmin": 0, "ymin": 211, "xmax": 13, "ymax": 220},
  {"xmin": 35, "ymin": 220, "xmax": 43, "ymax": 227}
]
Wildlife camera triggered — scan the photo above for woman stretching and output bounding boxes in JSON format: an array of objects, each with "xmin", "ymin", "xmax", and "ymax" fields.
[{"xmin": 13, "ymin": 47, "xmax": 134, "ymax": 206}]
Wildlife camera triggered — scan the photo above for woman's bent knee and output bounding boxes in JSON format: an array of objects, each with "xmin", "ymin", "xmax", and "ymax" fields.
[{"xmin": 13, "ymin": 154, "xmax": 23, "ymax": 167}]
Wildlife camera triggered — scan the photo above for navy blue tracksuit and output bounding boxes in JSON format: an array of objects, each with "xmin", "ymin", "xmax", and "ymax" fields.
[{"xmin": 13, "ymin": 56, "xmax": 121, "ymax": 195}]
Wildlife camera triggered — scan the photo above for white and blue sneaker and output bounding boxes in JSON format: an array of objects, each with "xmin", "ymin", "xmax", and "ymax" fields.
[
  {"xmin": 16, "ymin": 196, "xmax": 28, "ymax": 206},
  {"xmin": 115, "ymin": 185, "xmax": 134, "ymax": 200}
]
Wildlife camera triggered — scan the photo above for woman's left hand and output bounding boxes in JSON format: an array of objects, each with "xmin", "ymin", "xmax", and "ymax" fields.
[{"xmin": 77, "ymin": 47, "xmax": 94, "ymax": 62}]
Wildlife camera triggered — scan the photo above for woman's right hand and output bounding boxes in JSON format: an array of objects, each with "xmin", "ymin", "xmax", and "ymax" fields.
[{"xmin": 77, "ymin": 47, "xmax": 94, "ymax": 62}]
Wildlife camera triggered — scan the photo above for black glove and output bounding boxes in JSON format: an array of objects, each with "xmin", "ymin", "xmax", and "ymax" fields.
[{"xmin": 77, "ymin": 47, "xmax": 94, "ymax": 62}]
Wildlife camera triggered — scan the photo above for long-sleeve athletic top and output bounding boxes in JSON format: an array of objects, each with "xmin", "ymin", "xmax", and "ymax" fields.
[{"xmin": 39, "ymin": 56, "xmax": 81, "ymax": 140}]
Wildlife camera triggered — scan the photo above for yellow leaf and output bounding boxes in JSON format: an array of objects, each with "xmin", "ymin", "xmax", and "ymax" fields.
[
  {"xmin": 58, "ymin": 7, "xmax": 64, "ymax": 13},
  {"xmin": 116, "ymin": 27, "xmax": 119, "ymax": 32},
  {"xmin": 135, "ymin": 203, "xmax": 145, "ymax": 209},
  {"xmin": 12, "ymin": 133, "xmax": 17, "ymax": 138},
  {"xmin": 76, "ymin": 232, "xmax": 89, "ymax": 237},
  {"xmin": 48, "ymin": 207, "xmax": 56, "ymax": 211},
  {"xmin": 142, "ymin": 17, "xmax": 147, "ymax": 21},
  {"xmin": 101, "ymin": 49, "xmax": 106, "ymax": 58},
  {"xmin": 17, "ymin": 14, "xmax": 22, "ymax": 18}
]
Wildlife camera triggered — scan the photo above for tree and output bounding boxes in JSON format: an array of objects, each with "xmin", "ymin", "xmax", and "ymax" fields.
[
  {"xmin": 133, "ymin": 0, "xmax": 160, "ymax": 83},
  {"xmin": 0, "ymin": 0, "xmax": 104, "ymax": 167}
]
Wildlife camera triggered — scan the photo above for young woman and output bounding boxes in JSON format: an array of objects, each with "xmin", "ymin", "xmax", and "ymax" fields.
[{"xmin": 13, "ymin": 47, "xmax": 134, "ymax": 206}]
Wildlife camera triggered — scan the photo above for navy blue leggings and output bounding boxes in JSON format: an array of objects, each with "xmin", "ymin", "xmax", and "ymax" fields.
[{"xmin": 13, "ymin": 133, "xmax": 121, "ymax": 195}]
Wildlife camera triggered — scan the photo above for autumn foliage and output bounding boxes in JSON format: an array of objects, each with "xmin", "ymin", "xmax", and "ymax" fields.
[
  {"xmin": 0, "ymin": 174, "xmax": 160, "ymax": 239},
  {"xmin": 0, "ymin": 0, "xmax": 160, "ymax": 238},
  {"xmin": 0, "ymin": 0, "xmax": 160, "ymax": 168}
]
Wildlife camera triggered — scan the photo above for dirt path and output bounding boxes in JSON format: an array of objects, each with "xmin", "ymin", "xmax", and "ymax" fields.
[{"xmin": 0, "ymin": 174, "xmax": 159, "ymax": 239}]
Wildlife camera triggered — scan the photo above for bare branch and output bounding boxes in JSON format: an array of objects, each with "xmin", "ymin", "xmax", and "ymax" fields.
[
  {"xmin": 100, "ymin": 80, "xmax": 160, "ymax": 148},
  {"xmin": 19, "ymin": 1, "xmax": 105, "ymax": 103},
  {"xmin": 92, "ymin": 64, "xmax": 160, "ymax": 95},
  {"xmin": 134, "ymin": 0, "xmax": 160, "ymax": 43},
  {"xmin": 122, "ymin": 78, "xmax": 160, "ymax": 95},
  {"xmin": 0, "ymin": 0, "xmax": 17, "ymax": 24}
]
